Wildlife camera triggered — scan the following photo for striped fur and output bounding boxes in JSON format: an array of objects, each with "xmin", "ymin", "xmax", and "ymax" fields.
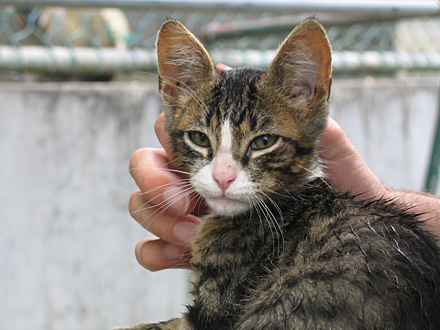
[{"xmin": 119, "ymin": 19, "xmax": 440, "ymax": 330}]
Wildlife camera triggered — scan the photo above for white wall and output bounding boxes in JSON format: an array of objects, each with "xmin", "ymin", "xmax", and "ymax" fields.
[
  {"xmin": 0, "ymin": 82, "xmax": 190, "ymax": 330},
  {"xmin": 331, "ymin": 75, "xmax": 439, "ymax": 192},
  {"xmin": 0, "ymin": 75, "xmax": 439, "ymax": 330}
]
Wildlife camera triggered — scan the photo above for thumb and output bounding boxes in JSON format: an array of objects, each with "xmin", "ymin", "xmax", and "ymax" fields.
[{"xmin": 320, "ymin": 118, "xmax": 387, "ymax": 200}]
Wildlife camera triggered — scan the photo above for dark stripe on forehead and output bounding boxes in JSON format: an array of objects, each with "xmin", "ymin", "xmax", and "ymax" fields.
[
  {"xmin": 234, "ymin": 105, "xmax": 247, "ymax": 128},
  {"xmin": 204, "ymin": 82, "xmax": 222, "ymax": 127},
  {"xmin": 249, "ymin": 107, "xmax": 259, "ymax": 132},
  {"xmin": 204, "ymin": 69, "xmax": 264, "ymax": 127},
  {"xmin": 230, "ymin": 71, "xmax": 263, "ymax": 127}
]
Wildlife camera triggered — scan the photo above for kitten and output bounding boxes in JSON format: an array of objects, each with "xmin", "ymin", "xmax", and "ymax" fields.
[{"xmin": 120, "ymin": 19, "xmax": 440, "ymax": 330}]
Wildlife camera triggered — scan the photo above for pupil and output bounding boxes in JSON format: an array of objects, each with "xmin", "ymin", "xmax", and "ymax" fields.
[{"xmin": 262, "ymin": 136, "xmax": 268, "ymax": 145}]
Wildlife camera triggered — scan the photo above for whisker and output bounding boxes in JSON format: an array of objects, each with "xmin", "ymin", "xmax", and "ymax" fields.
[
  {"xmin": 131, "ymin": 182, "xmax": 193, "ymax": 218},
  {"xmin": 193, "ymin": 194, "xmax": 207, "ymax": 217},
  {"xmin": 129, "ymin": 166, "xmax": 191, "ymax": 177},
  {"xmin": 251, "ymin": 196, "xmax": 267, "ymax": 243},
  {"xmin": 140, "ymin": 185, "xmax": 198, "ymax": 229},
  {"xmin": 254, "ymin": 194, "xmax": 282, "ymax": 258},
  {"xmin": 146, "ymin": 183, "xmax": 193, "ymax": 209},
  {"xmin": 261, "ymin": 185, "xmax": 295, "ymax": 200},
  {"xmin": 259, "ymin": 191, "xmax": 285, "ymax": 255},
  {"xmin": 133, "ymin": 180, "xmax": 193, "ymax": 206}
]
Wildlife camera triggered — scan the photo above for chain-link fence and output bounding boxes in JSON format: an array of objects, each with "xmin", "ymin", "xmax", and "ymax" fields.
[{"xmin": 0, "ymin": 1, "xmax": 439, "ymax": 79}]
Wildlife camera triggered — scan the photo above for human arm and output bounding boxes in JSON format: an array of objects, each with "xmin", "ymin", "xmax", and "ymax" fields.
[{"xmin": 321, "ymin": 118, "xmax": 440, "ymax": 236}]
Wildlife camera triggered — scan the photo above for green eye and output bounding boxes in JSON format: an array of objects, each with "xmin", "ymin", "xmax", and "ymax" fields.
[
  {"xmin": 250, "ymin": 135, "xmax": 278, "ymax": 150},
  {"xmin": 189, "ymin": 131, "xmax": 210, "ymax": 147}
]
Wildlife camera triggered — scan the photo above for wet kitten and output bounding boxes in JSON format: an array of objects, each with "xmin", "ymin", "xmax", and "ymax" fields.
[{"xmin": 119, "ymin": 19, "xmax": 440, "ymax": 330}]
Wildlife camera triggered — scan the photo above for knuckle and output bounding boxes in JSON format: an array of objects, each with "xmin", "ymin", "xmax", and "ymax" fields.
[
  {"xmin": 129, "ymin": 147, "xmax": 159, "ymax": 184},
  {"xmin": 135, "ymin": 240, "xmax": 150, "ymax": 269},
  {"xmin": 128, "ymin": 191, "xmax": 158, "ymax": 229},
  {"xmin": 129, "ymin": 147, "xmax": 147, "ymax": 171},
  {"xmin": 128, "ymin": 191, "xmax": 141, "ymax": 215},
  {"xmin": 135, "ymin": 240, "xmax": 163, "ymax": 272},
  {"xmin": 154, "ymin": 112, "xmax": 165, "ymax": 133}
]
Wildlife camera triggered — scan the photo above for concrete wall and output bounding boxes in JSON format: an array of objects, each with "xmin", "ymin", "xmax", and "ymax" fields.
[
  {"xmin": 1, "ymin": 75, "xmax": 439, "ymax": 330},
  {"xmin": 331, "ymin": 76, "xmax": 439, "ymax": 192},
  {"xmin": 0, "ymin": 82, "xmax": 190, "ymax": 330}
]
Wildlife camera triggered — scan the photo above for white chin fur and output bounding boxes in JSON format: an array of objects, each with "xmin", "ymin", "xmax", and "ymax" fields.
[{"xmin": 205, "ymin": 196, "xmax": 251, "ymax": 216}]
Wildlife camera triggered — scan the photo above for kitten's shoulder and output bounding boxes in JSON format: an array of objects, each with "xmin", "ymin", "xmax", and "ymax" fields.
[{"xmin": 291, "ymin": 180, "xmax": 439, "ymax": 257}]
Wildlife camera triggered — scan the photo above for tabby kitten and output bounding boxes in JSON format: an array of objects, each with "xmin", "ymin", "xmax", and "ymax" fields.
[{"xmin": 121, "ymin": 19, "xmax": 440, "ymax": 330}]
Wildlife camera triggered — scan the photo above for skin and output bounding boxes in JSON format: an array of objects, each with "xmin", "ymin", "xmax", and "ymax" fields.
[
  {"xmin": 129, "ymin": 63, "xmax": 440, "ymax": 271},
  {"xmin": 129, "ymin": 113, "xmax": 440, "ymax": 272}
]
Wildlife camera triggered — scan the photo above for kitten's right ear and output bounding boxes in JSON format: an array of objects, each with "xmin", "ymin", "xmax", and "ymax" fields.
[
  {"xmin": 265, "ymin": 18, "xmax": 332, "ymax": 116},
  {"xmin": 156, "ymin": 20, "xmax": 215, "ymax": 101}
]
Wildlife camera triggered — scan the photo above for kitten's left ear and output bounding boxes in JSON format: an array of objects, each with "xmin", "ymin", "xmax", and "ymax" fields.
[
  {"xmin": 156, "ymin": 20, "xmax": 215, "ymax": 102},
  {"xmin": 265, "ymin": 18, "xmax": 332, "ymax": 115}
]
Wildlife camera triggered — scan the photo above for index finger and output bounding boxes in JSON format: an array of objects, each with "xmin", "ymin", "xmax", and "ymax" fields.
[
  {"xmin": 129, "ymin": 147, "xmax": 191, "ymax": 215},
  {"xmin": 130, "ymin": 113, "xmax": 182, "ymax": 212},
  {"xmin": 130, "ymin": 113, "xmax": 202, "ymax": 215},
  {"xmin": 155, "ymin": 112, "xmax": 173, "ymax": 158}
]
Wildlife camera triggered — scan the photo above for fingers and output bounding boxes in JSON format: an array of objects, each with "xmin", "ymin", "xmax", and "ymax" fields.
[
  {"xmin": 135, "ymin": 238, "xmax": 190, "ymax": 271},
  {"xmin": 320, "ymin": 118, "xmax": 353, "ymax": 162},
  {"xmin": 215, "ymin": 63, "xmax": 232, "ymax": 71},
  {"xmin": 154, "ymin": 112, "xmax": 173, "ymax": 157},
  {"xmin": 129, "ymin": 146, "xmax": 198, "ymax": 214},
  {"xmin": 131, "ymin": 113, "xmax": 201, "ymax": 215},
  {"xmin": 129, "ymin": 189, "xmax": 200, "ymax": 245},
  {"xmin": 129, "ymin": 113, "xmax": 205, "ymax": 271},
  {"xmin": 320, "ymin": 118, "xmax": 387, "ymax": 200}
]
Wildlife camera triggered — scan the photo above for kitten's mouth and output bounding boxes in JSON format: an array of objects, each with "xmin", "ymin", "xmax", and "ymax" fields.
[
  {"xmin": 205, "ymin": 195, "xmax": 250, "ymax": 216},
  {"xmin": 210, "ymin": 195, "xmax": 244, "ymax": 204}
]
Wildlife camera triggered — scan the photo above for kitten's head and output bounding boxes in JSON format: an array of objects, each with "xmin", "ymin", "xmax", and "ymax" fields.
[{"xmin": 156, "ymin": 19, "xmax": 332, "ymax": 217}]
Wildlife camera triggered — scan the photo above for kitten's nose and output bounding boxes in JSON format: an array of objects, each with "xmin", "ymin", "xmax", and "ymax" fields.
[
  {"xmin": 213, "ymin": 172, "xmax": 237, "ymax": 194},
  {"xmin": 213, "ymin": 166, "xmax": 237, "ymax": 194},
  {"xmin": 212, "ymin": 149, "xmax": 238, "ymax": 195}
]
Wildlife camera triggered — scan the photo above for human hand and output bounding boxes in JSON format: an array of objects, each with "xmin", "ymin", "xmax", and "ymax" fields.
[
  {"xmin": 320, "ymin": 119, "xmax": 440, "ymax": 234},
  {"xmin": 320, "ymin": 118, "xmax": 388, "ymax": 201},
  {"xmin": 129, "ymin": 113, "xmax": 391, "ymax": 272},
  {"xmin": 129, "ymin": 63, "xmax": 390, "ymax": 272},
  {"xmin": 128, "ymin": 64, "xmax": 236, "ymax": 271},
  {"xmin": 128, "ymin": 113, "xmax": 201, "ymax": 271}
]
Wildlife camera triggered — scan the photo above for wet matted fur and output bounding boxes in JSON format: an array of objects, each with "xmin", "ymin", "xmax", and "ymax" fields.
[{"xmin": 118, "ymin": 19, "xmax": 440, "ymax": 330}]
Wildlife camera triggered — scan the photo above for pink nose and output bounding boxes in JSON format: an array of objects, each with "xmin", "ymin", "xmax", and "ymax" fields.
[{"xmin": 213, "ymin": 171, "xmax": 237, "ymax": 194}]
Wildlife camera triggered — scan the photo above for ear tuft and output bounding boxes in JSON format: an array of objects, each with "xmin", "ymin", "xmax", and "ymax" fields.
[
  {"xmin": 156, "ymin": 20, "xmax": 215, "ymax": 101},
  {"xmin": 266, "ymin": 18, "xmax": 332, "ymax": 113}
]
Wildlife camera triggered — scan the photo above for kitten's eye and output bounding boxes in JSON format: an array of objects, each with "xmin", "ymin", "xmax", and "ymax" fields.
[
  {"xmin": 189, "ymin": 131, "xmax": 210, "ymax": 147},
  {"xmin": 250, "ymin": 135, "xmax": 279, "ymax": 150}
]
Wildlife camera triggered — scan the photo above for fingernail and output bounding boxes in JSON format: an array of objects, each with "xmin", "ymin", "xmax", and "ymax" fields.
[
  {"xmin": 163, "ymin": 243, "xmax": 186, "ymax": 260},
  {"xmin": 173, "ymin": 221, "xmax": 199, "ymax": 243},
  {"xmin": 163, "ymin": 186, "xmax": 190, "ymax": 214}
]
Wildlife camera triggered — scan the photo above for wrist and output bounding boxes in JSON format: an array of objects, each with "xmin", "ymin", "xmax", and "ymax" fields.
[{"xmin": 384, "ymin": 188, "xmax": 440, "ymax": 236}]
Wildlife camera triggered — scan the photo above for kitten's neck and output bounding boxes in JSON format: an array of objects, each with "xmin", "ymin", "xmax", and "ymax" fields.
[
  {"xmin": 188, "ymin": 181, "xmax": 331, "ymax": 327},
  {"xmin": 189, "ymin": 215, "xmax": 274, "ymax": 328}
]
